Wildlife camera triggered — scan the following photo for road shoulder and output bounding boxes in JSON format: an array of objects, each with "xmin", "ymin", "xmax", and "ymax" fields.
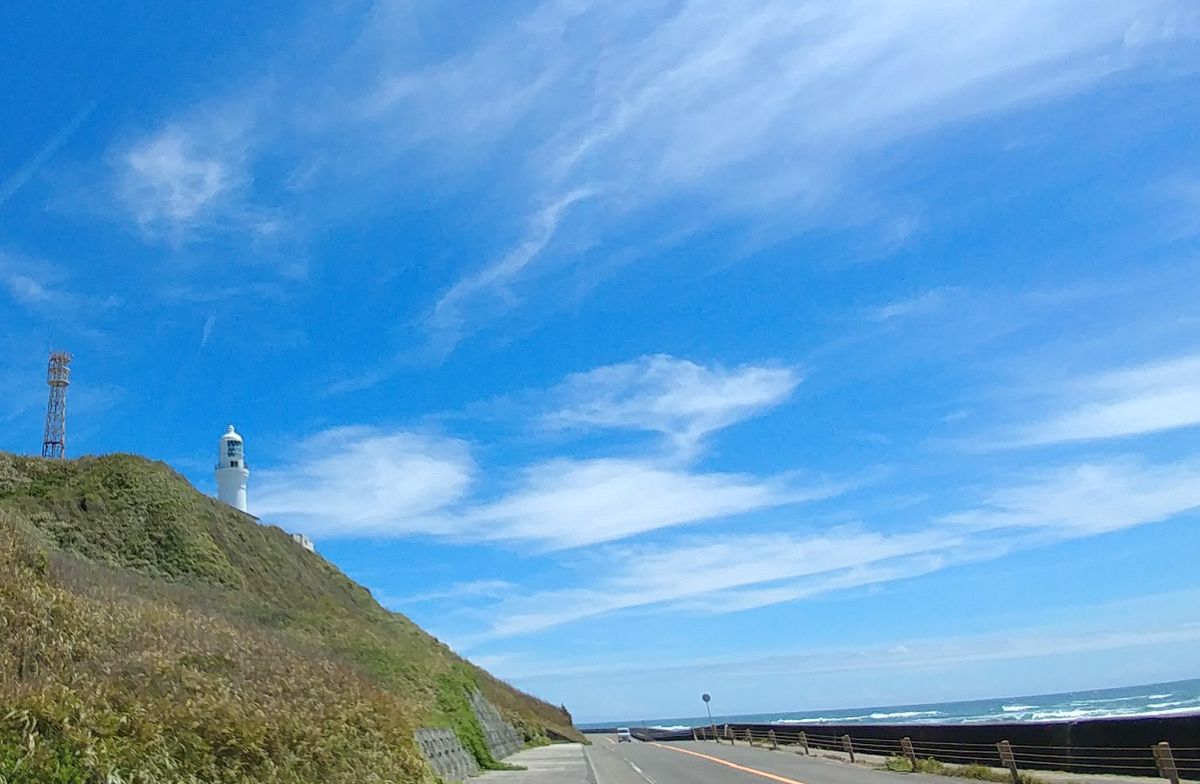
[{"xmin": 471, "ymin": 743, "xmax": 593, "ymax": 784}]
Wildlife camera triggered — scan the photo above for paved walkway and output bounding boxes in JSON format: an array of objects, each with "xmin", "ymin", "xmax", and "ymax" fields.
[{"xmin": 473, "ymin": 743, "xmax": 592, "ymax": 784}]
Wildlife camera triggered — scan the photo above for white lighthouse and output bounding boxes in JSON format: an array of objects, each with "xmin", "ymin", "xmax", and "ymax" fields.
[{"xmin": 215, "ymin": 425, "xmax": 249, "ymax": 513}]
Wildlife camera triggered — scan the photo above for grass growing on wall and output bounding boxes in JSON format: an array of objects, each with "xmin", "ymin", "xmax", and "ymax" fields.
[
  {"xmin": 0, "ymin": 452, "xmax": 580, "ymax": 783},
  {"xmin": 434, "ymin": 666, "xmax": 518, "ymax": 770}
]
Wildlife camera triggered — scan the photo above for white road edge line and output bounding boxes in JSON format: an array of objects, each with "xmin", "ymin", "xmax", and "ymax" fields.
[{"xmin": 628, "ymin": 760, "xmax": 657, "ymax": 784}]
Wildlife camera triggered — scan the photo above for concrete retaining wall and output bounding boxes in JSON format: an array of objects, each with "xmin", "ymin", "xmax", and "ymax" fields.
[
  {"xmin": 415, "ymin": 692, "xmax": 524, "ymax": 781},
  {"xmin": 415, "ymin": 728, "xmax": 479, "ymax": 783},
  {"xmin": 470, "ymin": 689, "xmax": 524, "ymax": 760}
]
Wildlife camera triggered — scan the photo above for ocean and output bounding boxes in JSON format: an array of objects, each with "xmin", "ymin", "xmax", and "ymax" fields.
[{"xmin": 579, "ymin": 678, "xmax": 1200, "ymax": 730}]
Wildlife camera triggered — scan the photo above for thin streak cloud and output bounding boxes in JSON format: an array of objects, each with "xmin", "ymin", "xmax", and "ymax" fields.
[{"xmin": 0, "ymin": 100, "xmax": 97, "ymax": 208}]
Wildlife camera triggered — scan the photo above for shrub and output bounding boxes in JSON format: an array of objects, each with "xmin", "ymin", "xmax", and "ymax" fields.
[
  {"xmin": 960, "ymin": 764, "xmax": 1001, "ymax": 780},
  {"xmin": 918, "ymin": 757, "xmax": 949, "ymax": 775}
]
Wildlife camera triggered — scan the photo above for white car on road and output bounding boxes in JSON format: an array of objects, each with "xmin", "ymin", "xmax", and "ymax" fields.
[{"xmin": 616, "ymin": 727, "xmax": 632, "ymax": 743}]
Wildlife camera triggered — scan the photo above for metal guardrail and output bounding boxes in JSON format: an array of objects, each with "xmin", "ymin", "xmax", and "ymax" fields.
[{"xmin": 673, "ymin": 724, "xmax": 1200, "ymax": 781}]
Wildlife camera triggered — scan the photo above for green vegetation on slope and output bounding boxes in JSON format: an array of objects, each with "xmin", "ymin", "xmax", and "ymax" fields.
[{"xmin": 0, "ymin": 453, "xmax": 580, "ymax": 783}]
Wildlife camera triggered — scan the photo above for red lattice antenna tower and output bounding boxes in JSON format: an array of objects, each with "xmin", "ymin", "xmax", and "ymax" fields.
[{"xmin": 41, "ymin": 351, "xmax": 72, "ymax": 459}]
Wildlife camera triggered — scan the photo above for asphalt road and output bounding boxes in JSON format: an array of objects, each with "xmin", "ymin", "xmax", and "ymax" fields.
[
  {"xmin": 481, "ymin": 737, "xmax": 1167, "ymax": 784},
  {"xmin": 585, "ymin": 735, "xmax": 952, "ymax": 784}
]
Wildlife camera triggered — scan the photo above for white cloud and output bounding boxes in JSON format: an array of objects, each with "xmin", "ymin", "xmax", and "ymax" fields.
[
  {"xmin": 251, "ymin": 428, "xmax": 821, "ymax": 547},
  {"xmin": 463, "ymin": 457, "xmax": 831, "ymax": 550},
  {"xmin": 115, "ymin": 105, "xmax": 287, "ymax": 246},
  {"xmin": 120, "ymin": 126, "xmax": 240, "ymax": 235},
  {"xmin": 0, "ymin": 252, "xmax": 121, "ymax": 319},
  {"xmin": 1001, "ymin": 352, "xmax": 1200, "ymax": 446},
  {"xmin": 199, "ymin": 313, "xmax": 216, "ymax": 348},
  {"xmin": 253, "ymin": 426, "xmax": 476, "ymax": 536},
  {"xmin": 943, "ymin": 457, "xmax": 1200, "ymax": 536},
  {"xmin": 546, "ymin": 354, "xmax": 799, "ymax": 450},
  {"xmin": 426, "ymin": 188, "xmax": 596, "ymax": 347},
  {"xmin": 0, "ymin": 100, "xmax": 96, "ymax": 208},
  {"xmin": 2, "ymin": 259, "xmax": 68, "ymax": 309},
  {"xmin": 415, "ymin": 0, "xmax": 1186, "ymax": 341},
  {"xmin": 114, "ymin": 1, "xmax": 1192, "ymax": 345},
  {"xmin": 870, "ymin": 288, "xmax": 955, "ymax": 321},
  {"xmin": 250, "ymin": 355, "xmax": 822, "ymax": 546},
  {"xmin": 681, "ymin": 553, "xmax": 957, "ymax": 614},
  {"xmin": 463, "ymin": 453, "xmax": 1200, "ymax": 642},
  {"xmin": 4, "ymin": 273, "xmax": 54, "ymax": 305},
  {"xmin": 490, "ymin": 587, "xmax": 1200, "ymax": 682},
  {"xmin": 250, "ymin": 434, "xmax": 825, "ymax": 549},
  {"xmin": 401, "ymin": 579, "xmax": 516, "ymax": 604},
  {"xmin": 466, "ymin": 527, "xmax": 967, "ymax": 642}
]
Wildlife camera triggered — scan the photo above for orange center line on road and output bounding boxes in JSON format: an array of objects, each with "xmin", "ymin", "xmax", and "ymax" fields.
[{"xmin": 650, "ymin": 743, "xmax": 809, "ymax": 784}]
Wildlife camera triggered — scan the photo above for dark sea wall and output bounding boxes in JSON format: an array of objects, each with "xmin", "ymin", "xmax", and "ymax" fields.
[{"xmin": 588, "ymin": 714, "xmax": 1200, "ymax": 777}]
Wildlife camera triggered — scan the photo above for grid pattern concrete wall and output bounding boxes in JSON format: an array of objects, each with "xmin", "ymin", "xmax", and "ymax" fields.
[
  {"xmin": 470, "ymin": 689, "xmax": 524, "ymax": 760},
  {"xmin": 414, "ymin": 728, "xmax": 479, "ymax": 782}
]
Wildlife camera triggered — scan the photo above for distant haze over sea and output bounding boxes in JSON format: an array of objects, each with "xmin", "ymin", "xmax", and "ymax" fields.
[{"xmin": 580, "ymin": 679, "xmax": 1200, "ymax": 730}]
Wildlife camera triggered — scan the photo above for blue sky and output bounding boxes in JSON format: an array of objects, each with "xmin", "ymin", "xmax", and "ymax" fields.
[{"xmin": 2, "ymin": 1, "xmax": 1200, "ymax": 723}]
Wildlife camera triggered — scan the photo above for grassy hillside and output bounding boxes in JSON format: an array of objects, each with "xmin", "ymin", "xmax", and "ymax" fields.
[{"xmin": 0, "ymin": 452, "xmax": 580, "ymax": 783}]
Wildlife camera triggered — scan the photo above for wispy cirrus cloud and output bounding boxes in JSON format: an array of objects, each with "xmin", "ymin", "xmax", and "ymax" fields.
[
  {"xmin": 426, "ymin": 188, "xmax": 597, "ymax": 348},
  {"xmin": 254, "ymin": 354, "xmax": 825, "ymax": 546},
  {"xmin": 456, "ymin": 452, "xmax": 1200, "ymax": 642},
  {"xmin": 452, "ymin": 355, "xmax": 819, "ymax": 549},
  {"xmin": 995, "ymin": 352, "xmax": 1200, "ymax": 447},
  {"xmin": 461, "ymin": 528, "xmax": 973, "ymax": 643},
  {"xmin": 199, "ymin": 314, "xmax": 216, "ymax": 348},
  {"xmin": 415, "ymin": 0, "xmax": 1191, "ymax": 343},
  {"xmin": 463, "ymin": 456, "xmax": 831, "ymax": 550},
  {"xmin": 0, "ymin": 252, "xmax": 121, "ymax": 320},
  {"xmin": 870, "ymin": 288, "xmax": 957, "ymax": 322},
  {"xmin": 119, "ymin": 125, "xmax": 242, "ymax": 237},
  {"xmin": 399, "ymin": 580, "xmax": 516, "ymax": 605},
  {"xmin": 108, "ymin": 1, "xmax": 1195, "ymax": 350},
  {"xmin": 253, "ymin": 426, "xmax": 476, "ymax": 536},
  {"xmin": 486, "ymin": 586, "xmax": 1200, "ymax": 686},
  {"xmin": 545, "ymin": 354, "xmax": 799, "ymax": 451},
  {"xmin": 943, "ymin": 457, "xmax": 1200, "ymax": 535},
  {"xmin": 116, "ymin": 110, "xmax": 286, "ymax": 246},
  {"xmin": 0, "ymin": 100, "xmax": 97, "ymax": 208},
  {"xmin": 254, "ymin": 430, "xmax": 824, "ymax": 546}
]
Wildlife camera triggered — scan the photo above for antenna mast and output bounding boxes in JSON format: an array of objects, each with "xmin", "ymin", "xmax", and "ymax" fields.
[{"xmin": 41, "ymin": 351, "xmax": 72, "ymax": 459}]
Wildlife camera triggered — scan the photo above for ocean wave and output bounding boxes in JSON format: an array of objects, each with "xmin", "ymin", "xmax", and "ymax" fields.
[
  {"xmin": 1028, "ymin": 705, "xmax": 1200, "ymax": 722},
  {"xmin": 1069, "ymin": 693, "xmax": 1172, "ymax": 706},
  {"xmin": 649, "ymin": 725, "xmax": 692, "ymax": 731},
  {"xmin": 644, "ymin": 682, "xmax": 1200, "ymax": 730},
  {"xmin": 961, "ymin": 714, "xmax": 1017, "ymax": 723},
  {"xmin": 1030, "ymin": 709, "xmax": 1097, "ymax": 721},
  {"xmin": 773, "ymin": 710, "xmax": 943, "ymax": 724},
  {"xmin": 774, "ymin": 714, "xmax": 872, "ymax": 724},
  {"xmin": 1142, "ymin": 707, "xmax": 1200, "ymax": 718}
]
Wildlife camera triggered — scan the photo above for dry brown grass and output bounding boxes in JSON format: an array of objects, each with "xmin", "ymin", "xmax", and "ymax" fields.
[{"xmin": 0, "ymin": 453, "xmax": 580, "ymax": 782}]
